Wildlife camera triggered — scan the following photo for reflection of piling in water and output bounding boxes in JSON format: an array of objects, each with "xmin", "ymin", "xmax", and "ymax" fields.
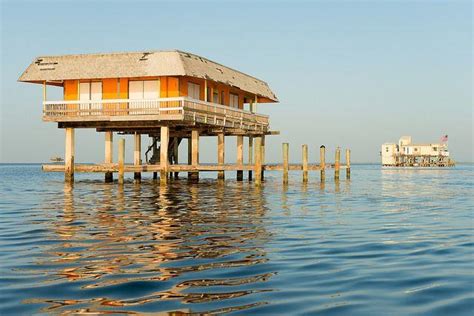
[{"xmin": 36, "ymin": 178, "xmax": 273, "ymax": 313}]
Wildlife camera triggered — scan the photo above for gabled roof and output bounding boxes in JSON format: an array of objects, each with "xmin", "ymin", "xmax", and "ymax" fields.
[{"xmin": 18, "ymin": 50, "xmax": 278, "ymax": 102}]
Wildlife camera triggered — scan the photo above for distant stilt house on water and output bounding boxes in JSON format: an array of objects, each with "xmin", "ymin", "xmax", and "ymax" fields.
[
  {"xmin": 19, "ymin": 50, "xmax": 351, "ymax": 184},
  {"xmin": 381, "ymin": 136, "xmax": 455, "ymax": 167}
]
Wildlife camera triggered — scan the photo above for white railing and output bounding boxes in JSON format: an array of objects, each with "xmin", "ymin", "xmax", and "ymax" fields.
[{"xmin": 43, "ymin": 97, "xmax": 269, "ymax": 131}]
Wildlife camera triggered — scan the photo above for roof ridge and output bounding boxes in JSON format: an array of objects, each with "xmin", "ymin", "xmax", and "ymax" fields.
[{"xmin": 35, "ymin": 49, "xmax": 180, "ymax": 59}]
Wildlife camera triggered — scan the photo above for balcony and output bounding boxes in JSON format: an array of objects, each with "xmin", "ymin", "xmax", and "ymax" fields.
[{"xmin": 43, "ymin": 97, "xmax": 269, "ymax": 132}]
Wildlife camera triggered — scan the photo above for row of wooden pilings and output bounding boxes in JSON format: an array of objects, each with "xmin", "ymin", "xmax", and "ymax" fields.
[
  {"xmin": 62, "ymin": 127, "xmax": 350, "ymax": 185},
  {"xmin": 112, "ymin": 140, "xmax": 350, "ymax": 186},
  {"xmin": 281, "ymin": 143, "xmax": 350, "ymax": 183}
]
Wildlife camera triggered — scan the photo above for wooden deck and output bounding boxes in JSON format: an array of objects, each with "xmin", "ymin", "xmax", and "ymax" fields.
[{"xmin": 43, "ymin": 163, "xmax": 348, "ymax": 173}]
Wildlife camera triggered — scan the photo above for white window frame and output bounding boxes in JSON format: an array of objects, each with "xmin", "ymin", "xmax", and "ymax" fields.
[
  {"xmin": 187, "ymin": 82, "xmax": 200, "ymax": 100},
  {"xmin": 79, "ymin": 81, "xmax": 102, "ymax": 115},
  {"xmin": 129, "ymin": 80, "xmax": 160, "ymax": 114},
  {"xmin": 230, "ymin": 93, "xmax": 239, "ymax": 108}
]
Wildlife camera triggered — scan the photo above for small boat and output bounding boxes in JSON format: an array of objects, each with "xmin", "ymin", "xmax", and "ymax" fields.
[{"xmin": 50, "ymin": 156, "xmax": 64, "ymax": 163}]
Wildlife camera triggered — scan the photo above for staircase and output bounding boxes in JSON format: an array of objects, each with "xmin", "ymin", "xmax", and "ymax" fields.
[{"xmin": 146, "ymin": 137, "xmax": 182, "ymax": 165}]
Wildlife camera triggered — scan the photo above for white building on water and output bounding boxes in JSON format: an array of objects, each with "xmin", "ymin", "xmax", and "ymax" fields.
[{"xmin": 381, "ymin": 136, "xmax": 455, "ymax": 167}]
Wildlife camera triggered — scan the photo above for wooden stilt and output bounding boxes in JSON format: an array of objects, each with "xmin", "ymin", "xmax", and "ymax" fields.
[
  {"xmin": 248, "ymin": 100, "xmax": 255, "ymax": 180},
  {"xmin": 218, "ymin": 133, "xmax": 225, "ymax": 180},
  {"xmin": 43, "ymin": 81, "xmax": 47, "ymax": 102},
  {"xmin": 261, "ymin": 136, "xmax": 266, "ymax": 180},
  {"xmin": 104, "ymin": 131, "xmax": 113, "ymax": 182},
  {"xmin": 302, "ymin": 144, "xmax": 308, "ymax": 183},
  {"xmin": 189, "ymin": 130, "xmax": 199, "ymax": 181},
  {"xmin": 173, "ymin": 137, "xmax": 179, "ymax": 179},
  {"xmin": 320, "ymin": 145, "xmax": 326, "ymax": 181},
  {"xmin": 134, "ymin": 133, "xmax": 141, "ymax": 182},
  {"xmin": 236, "ymin": 135, "xmax": 244, "ymax": 181},
  {"xmin": 335, "ymin": 147, "xmax": 340, "ymax": 180},
  {"xmin": 65, "ymin": 128, "xmax": 75, "ymax": 183},
  {"xmin": 346, "ymin": 149, "xmax": 351, "ymax": 179},
  {"xmin": 187, "ymin": 137, "xmax": 192, "ymax": 179},
  {"xmin": 255, "ymin": 137, "xmax": 262, "ymax": 185},
  {"xmin": 118, "ymin": 138, "xmax": 125, "ymax": 184},
  {"xmin": 248, "ymin": 136, "xmax": 253, "ymax": 180},
  {"xmin": 283, "ymin": 142, "xmax": 289, "ymax": 184},
  {"xmin": 160, "ymin": 126, "xmax": 169, "ymax": 184},
  {"xmin": 152, "ymin": 136, "xmax": 158, "ymax": 180}
]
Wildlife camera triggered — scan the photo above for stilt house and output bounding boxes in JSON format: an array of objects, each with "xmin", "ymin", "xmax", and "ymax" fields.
[{"xmin": 19, "ymin": 50, "xmax": 278, "ymax": 183}]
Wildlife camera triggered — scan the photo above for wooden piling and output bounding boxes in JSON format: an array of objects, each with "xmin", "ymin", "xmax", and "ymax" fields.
[
  {"xmin": 248, "ymin": 136, "xmax": 253, "ymax": 180},
  {"xmin": 189, "ymin": 129, "xmax": 199, "ymax": 181},
  {"xmin": 261, "ymin": 136, "xmax": 266, "ymax": 180},
  {"xmin": 153, "ymin": 136, "xmax": 158, "ymax": 180},
  {"xmin": 236, "ymin": 135, "xmax": 243, "ymax": 181},
  {"xmin": 118, "ymin": 138, "xmax": 125, "ymax": 184},
  {"xmin": 283, "ymin": 143, "xmax": 289, "ymax": 184},
  {"xmin": 335, "ymin": 147, "xmax": 340, "ymax": 180},
  {"xmin": 160, "ymin": 126, "xmax": 169, "ymax": 185},
  {"xmin": 65, "ymin": 128, "xmax": 75, "ymax": 183},
  {"xmin": 134, "ymin": 133, "xmax": 141, "ymax": 181},
  {"xmin": 218, "ymin": 133, "xmax": 225, "ymax": 180},
  {"xmin": 104, "ymin": 131, "xmax": 113, "ymax": 182},
  {"xmin": 302, "ymin": 144, "xmax": 308, "ymax": 183},
  {"xmin": 173, "ymin": 137, "xmax": 179, "ymax": 179},
  {"xmin": 255, "ymin": 137, "xmax": 262, "ymax": 185},
  {"xmin": 320, "ymin": 145, "xmax": 326, "ymax": 181},
  {"xmin": 346, "ymin": 149, "xmax": 351, "ymax": 179}
]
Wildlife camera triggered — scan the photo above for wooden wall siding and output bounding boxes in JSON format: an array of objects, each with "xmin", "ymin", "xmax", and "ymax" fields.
[
  {"xmin": 64, "ymin": 80, "xmax": 78, "ymax": 115},
  {"xmin": 64, "ymin": 80, "xmax": 78, "ymax": 100},
  {"xmin": 119, "ymin": 78, "xmax": 128, "ymax": 98},
  {"xmin": 63, "ymin": 76, "xmax": 249, "ymax": 112},
  {"xmin": 102, "ymin": 79, "xmax": 117, "ymax": 99}
]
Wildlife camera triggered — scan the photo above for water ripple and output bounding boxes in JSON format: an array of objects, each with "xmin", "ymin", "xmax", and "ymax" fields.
[{"xmin": 0, "ymin": 164, "xmax": 473, "ymax": 315}]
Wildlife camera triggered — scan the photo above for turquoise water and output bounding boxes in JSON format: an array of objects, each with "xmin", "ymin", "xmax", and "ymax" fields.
[{"xmin": 0, "ymin": 164, "xmax": 473, "ymax": 315}]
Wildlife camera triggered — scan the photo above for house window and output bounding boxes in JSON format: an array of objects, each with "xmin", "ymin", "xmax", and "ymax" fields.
[
  {"xmin": 129, "ymin": 80, "xmax": 159, "ymax": 114},
  {"xmin": 213, "ymin": 91, "xmax": 219, "ymax": 104},
  {"xmin": 187, "ymin": 82, "xmax": 200, "ymax": 100},
  {"xmin": 79, "ymin": 81, "xmax": 102, "ymax": 100},
  {"xmin": 414, "ymin": 148, "xmax": 418, "ymax": 152},
  {"xmin": 230, "ymin": 93, "xmax": 239, "ymax": 108},
  {"xmin": 206, "ymin": 87, "xmax": 211, "ymax": 102},
  {"xmin": 79, "ymin": 81, "xmax": 102, "ymax": 115},
  {"xmin": 230, "ymin": 94, "xmax": 239, "ymax": 108},
  {"xmin": 129, "ymin": 80, "xmax": 159, "ymax": 99},
  {"xmin": 433, "ymin": 147, "xmax": 438, "ymax": 151},
  {"xmin": 221, "ymin": 91, "xmax": 225, "ymax": 105},
  {"xmin": 386, "ymin": 147, "xmax": 389, "ymax": 152}
]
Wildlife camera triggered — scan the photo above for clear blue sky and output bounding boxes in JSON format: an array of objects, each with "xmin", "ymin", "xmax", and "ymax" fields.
[{"xmin": 1, "ymin": 0, "xmax": 472, "ymax": 163}]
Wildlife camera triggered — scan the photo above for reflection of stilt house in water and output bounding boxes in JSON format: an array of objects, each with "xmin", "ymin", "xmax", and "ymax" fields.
[
  {"xmin": 20, "ymin": 50, "xmax": 351, "ymax": 184},
  {"xmin": 381, "ymin": 136, "xmax": 455, "ymax": 167},
  {"xmin": 19, "ymin": 50, "xmax": 278, "ymax": 183}
]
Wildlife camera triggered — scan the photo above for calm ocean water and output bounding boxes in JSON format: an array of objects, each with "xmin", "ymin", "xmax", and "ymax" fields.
[{"xmin": 0, "ymin": 164, "xmax": 473, "ymax": 315}]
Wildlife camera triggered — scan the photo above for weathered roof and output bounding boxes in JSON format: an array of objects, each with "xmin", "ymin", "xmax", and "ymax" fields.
[{"xmin": 18, "ymin": 50, "xmax": 278, "ymax": 102}]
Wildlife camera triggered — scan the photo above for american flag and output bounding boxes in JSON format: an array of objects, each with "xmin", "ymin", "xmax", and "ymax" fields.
[{"xmin": 440, "ymin": 134, "xmax": 448, "ymax": 142}]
